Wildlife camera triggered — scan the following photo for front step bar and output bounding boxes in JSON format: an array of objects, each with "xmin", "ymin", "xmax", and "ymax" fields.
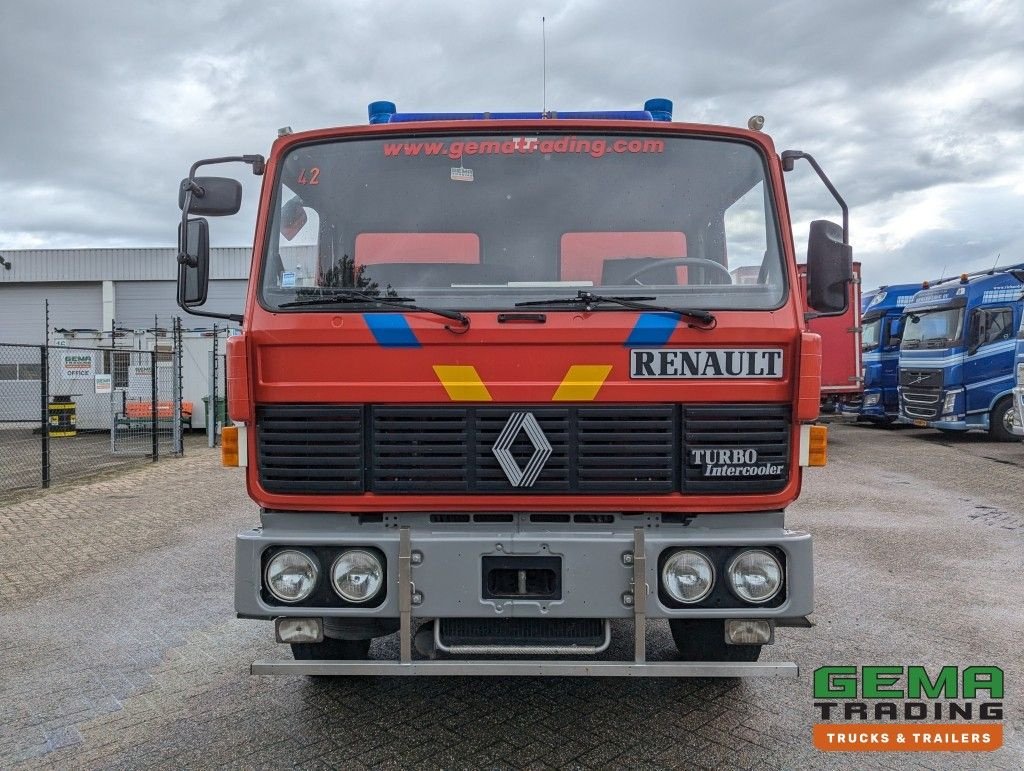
[
  {"xmin": 250, "ymin": 660, "xmax": 798, "ymax": 677},
  {"xmin": 251, "ymin": 526, "xmax": 800, "ymax": 678}
]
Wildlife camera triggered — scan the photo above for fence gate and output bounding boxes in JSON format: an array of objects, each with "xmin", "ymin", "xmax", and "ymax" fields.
[{"xmin": 0, "ymin": 341, "xmax": 183, "ymax": 497}]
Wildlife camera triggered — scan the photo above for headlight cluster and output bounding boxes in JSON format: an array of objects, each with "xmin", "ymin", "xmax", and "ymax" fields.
[
  {"xmin": 661, "ymin": 548, "xmax": 783, "ymax": 606},
  {"xmin": 942, "ymin": 390, "xmax": 960, "ymax": 416},
  {"xmin": 863, "ymin": 392, "xmax": 881, "ymax": 407},
  {"xmin": 264, "ymin": 548, "xmax": 385, "ymax": 605}
]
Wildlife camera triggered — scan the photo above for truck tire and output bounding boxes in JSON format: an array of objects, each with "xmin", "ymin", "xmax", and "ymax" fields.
[
  {"xmin": 989, "ymin": 398, "xmax": 1017, "ymax": 442},
  {"xmin": 668, "ymin": 619, "xmax": 761, "ymax": 662},
  {"xmin": 290, "ymin": 637, "xmax": 371, "ymax": 661}
]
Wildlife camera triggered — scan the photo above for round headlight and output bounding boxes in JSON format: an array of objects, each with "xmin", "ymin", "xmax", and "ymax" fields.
[
  {"xmin": 331, "ymin": 550, "xmax": 384, "ymax": 603},
  {"xmin": 727, "ymin": 549, "xmax": 783, "ymax": 603},
  {"xmin": 264, "ymin": 549, "xmax": 319, "ymax": 604},
  {"xmin": 661, "ymin": 550, "xmax": 715, "ymax": 604}
]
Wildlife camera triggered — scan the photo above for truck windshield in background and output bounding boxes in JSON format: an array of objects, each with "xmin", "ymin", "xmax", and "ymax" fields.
[
  {"xmin": 259, "ymin": 133, "xmax": 786, "ymax": 312},
  {"xmin": 861, "ymin": 313, "xmax": 903, "ymax": 352},
  {"xmin": 861, "ymin": 316, "xmax": 882, "ymax": 352},
  {"xmin": 901, "ymin": 308, "xmax": 963, "ymax": 349}
]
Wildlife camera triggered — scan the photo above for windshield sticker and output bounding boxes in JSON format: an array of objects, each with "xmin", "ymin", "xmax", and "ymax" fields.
[
  {"xmin": 630, "ymin": 348, "xmax": 783, "ymax": 379},
  {"xmin": 383, "ymin": 136, "xmax": 665, "ymax": 161},
  {"xmin": 690, "ymin": 448, "xmax": 785, "ymax": 478},
  {"xmin": 450, "ymin": 165, "xmax": 474, "ymax": 182}
]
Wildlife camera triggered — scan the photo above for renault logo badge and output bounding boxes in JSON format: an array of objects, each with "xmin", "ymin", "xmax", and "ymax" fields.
[{"xmin": 492, "ymin": 412, "xmax": 552, "ymax": 487}]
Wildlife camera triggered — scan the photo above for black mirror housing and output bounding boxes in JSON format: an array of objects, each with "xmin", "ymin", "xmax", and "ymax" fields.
[
  {"xmin": 806, "ymin": 220, "xmax": 852, "ymax": 314},
  {"xmin": 177, "ymin": 218, "xmax": 210, "ymax": 307},
  {"xmin": 179, "ymin": 176, "xmax": 242, "ymax": 216}
]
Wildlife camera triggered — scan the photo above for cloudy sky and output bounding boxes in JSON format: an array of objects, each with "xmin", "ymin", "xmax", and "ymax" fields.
[{"xmin": 1, "ymin": 0, "xmax": 1022, "ymax": 288}]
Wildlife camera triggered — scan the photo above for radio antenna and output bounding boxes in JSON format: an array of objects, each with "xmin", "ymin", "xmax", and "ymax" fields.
[
  {"xmin": 542, "ymin": 16, "xmax": 547, "ymax": 114},
  {"xmin": 991, "ymin": 252, "xmax": 1001, "ymax": 272}
]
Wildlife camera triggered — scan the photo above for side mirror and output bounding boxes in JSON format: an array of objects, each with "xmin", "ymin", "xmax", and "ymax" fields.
[
  {"xmin": 806, "ymin": 220, "xmax": 853, "ymax": 314},
  {"xmin": 177, "ymin": 218, "xmax": 210, "ymax": 307},
  {"xmin": 179, "ymin": 176, "xmax": 242, "ymax": 216}
]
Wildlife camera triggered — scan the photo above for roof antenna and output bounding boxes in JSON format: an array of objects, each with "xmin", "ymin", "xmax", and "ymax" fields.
[
  {"xmin": 991, "ymin": 252, "xmax": 1001, "ymax": 273},
  {"xmin": 542, "ymin": 16, "xmax": 547, "ymax": 115},
  {"xmin": 938, "ymin": 264, "xmax": 946, "ymax": 281}
]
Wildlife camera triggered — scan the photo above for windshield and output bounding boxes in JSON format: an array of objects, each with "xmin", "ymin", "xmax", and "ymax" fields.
[
  {"xmin": 259, "ymin": 132, "xmax": 786, "ymax": 312},
  {"xmin": 862, "ymin": 317, "xmax": 882, "ymax": 352},
  {"xmin": 901, "ymin": 308, "xmax": 964, "ymax": 349}
]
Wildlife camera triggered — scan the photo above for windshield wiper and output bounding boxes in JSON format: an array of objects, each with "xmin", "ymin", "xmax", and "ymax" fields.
[
  {"xmin": 515, "ymin": 290, "xmax": 714, "ymax": 325},
  {"xmin": 278, "ymin": 289, "xmax": 469, "ymax": 329}
]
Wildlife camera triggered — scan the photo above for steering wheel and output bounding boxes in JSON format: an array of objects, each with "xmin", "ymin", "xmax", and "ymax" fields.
[{"xmin": 621, "ymin": 257, "xmax": 732, "ymax": 286}]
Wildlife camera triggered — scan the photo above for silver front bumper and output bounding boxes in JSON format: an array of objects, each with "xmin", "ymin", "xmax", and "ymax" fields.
[
  {"xmin": 236, "ymin": 511, "xmax": 813, "ymax": 620},
  {"xmin": 247, "ymin": 521, "xmax": 804, "ymax": 678}
]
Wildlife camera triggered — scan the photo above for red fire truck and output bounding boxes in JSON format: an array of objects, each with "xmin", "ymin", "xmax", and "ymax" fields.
[{"xmin": 176, "ymin": 99, "xmax": 850, "ymax": 677}]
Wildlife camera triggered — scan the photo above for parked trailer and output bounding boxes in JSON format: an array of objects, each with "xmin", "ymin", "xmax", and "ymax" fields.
[
  {"xmin": 798, "ymin": 262, "xmax": 861, "ymax": 413},
  {"xmin": 173, "ymin": 98, "xmax": 852, "ymax": 677},
  {"xmin": 844, "ymin": 283, "xmax": 920, "ymax": 424},
  {"xmin": 898, "ymin": 265, "xmax": 1024, "ymax": 441}
]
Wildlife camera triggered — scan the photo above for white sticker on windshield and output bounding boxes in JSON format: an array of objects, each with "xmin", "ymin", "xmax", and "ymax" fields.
[
  {"xmin": 451, "ymin": 166, "xmax": 474, "ymax": 182},
  {"xmin": 281, "ymin": 271, "xmax": 296, "ymax": 287}
]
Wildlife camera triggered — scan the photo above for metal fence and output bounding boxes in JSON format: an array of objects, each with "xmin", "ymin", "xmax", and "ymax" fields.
[{"xmin": 0, "ymin": 336, "xmax": 183, "ymax": 497}]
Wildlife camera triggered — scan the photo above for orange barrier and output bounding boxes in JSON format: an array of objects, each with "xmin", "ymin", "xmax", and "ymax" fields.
[{"xmin": 117, "ymin": 401, "xmax": 193, "ymax": 429}]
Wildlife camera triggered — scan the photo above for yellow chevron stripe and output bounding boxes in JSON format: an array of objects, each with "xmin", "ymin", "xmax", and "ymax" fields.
[
  {"xmin": 433, "ymin": 365, "xmax": 493, "ymax": 401},
  {"xmin": 552, "ymin": 364, "xmax": 613, "ymax": 401}
]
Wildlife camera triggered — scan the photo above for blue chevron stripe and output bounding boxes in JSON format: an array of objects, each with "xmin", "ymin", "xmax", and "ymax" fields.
[
  {"xmin": 624, "ymin": 313, "xmax": 679, "ymax": 347},
  {"xmin": 364, "ymin": 313, "xmax": 421, "ymax": 347}
]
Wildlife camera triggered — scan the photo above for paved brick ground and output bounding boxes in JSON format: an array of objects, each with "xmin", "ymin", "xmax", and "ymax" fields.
[{"xmin": 1, "ymin": 424, "xmax": 1022, "ymax": 769}]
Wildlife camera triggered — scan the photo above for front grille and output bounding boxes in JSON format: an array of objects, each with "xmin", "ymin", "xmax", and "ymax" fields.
[
  {"xmin": 901, "ymin": 389, "xmax": 942, "ymax": 419},
  {"xmin": 257, "ymin": 404, "xmax": 791, "ymax": 496},
  {"xmin": 438, "ymin": 617, "xmax": 606, "ymax": 647},
  {"xmin": 682, "ymin": 405, "xmax": 790, "ymax": 492},
  {"xmin": 900, "ymin": 369, "xmax": 943, "ymax": 388},
  {"xmin": 257, "ymin": 406, "xmax": 363, "ymax": 493}
]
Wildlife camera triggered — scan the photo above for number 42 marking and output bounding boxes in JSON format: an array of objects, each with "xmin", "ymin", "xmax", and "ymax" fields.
[{"xmin": 297, "ymin": 167, "xmax": 320, "ymax": 185}]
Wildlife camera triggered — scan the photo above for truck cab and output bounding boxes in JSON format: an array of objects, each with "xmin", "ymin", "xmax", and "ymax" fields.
[
  {"xmin": 898, "ymin": 267, "xmax": 1024, "ymax": 441},
  {"xmin": 848, "ymin": 283, "xmax": 918, "ymax": 423},
  {"xmin": 175, "ymin": 99, "xmax": 850, "ymax": 676}
]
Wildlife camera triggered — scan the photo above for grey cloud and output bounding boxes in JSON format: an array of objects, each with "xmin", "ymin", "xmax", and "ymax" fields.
[{"xmin": 0, "ymin": 0, "xmax": 1021, "ymax": 288}]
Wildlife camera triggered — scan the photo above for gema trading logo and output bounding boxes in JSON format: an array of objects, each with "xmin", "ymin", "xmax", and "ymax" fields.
[{"xmin": 812, "ymin": 665, "xmax": 1004, "ymax": 752}]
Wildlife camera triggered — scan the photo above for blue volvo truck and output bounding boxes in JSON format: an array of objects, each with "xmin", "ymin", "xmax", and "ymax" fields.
[
  {"xmin": 848, "ymin": 283, "xmax": 920, "ymax": 423},
  {"xmin": 898, "ymin": 265, "xmax": 1024, "ymax": 441}
]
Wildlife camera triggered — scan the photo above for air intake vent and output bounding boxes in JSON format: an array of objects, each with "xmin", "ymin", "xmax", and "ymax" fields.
[
  {"xmin": 257, "ymin": 406, "xmax": 363, "ymax": 493},
  {"xmin": 682, "ymin": 405, "xmax": 790, "ymax": 493},
  {"xmin": 577, "ymin": 406, "xmax": 675, "ymax": 492},
  {"xmin": 371, "ymin": 408, "xmax": 469, "ymax": 492}
]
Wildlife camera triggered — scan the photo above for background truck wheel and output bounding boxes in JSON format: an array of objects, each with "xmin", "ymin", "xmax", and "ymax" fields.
[
  {"xmin": 668, "ymin": 619, "xmax": 762, "ymax": 662},
  {"xmin": 988, "ymin": 398, "xmax": 1017, "ymax": 442},
  {"xmin": 290, "ymin": 637, "xmax": 371, "ymax": 661}
]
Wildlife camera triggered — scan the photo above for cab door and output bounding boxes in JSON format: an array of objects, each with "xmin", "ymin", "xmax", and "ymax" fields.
[{"xmin": 964, "ymin": 306, "xmax": 1015, "ymax": 415}]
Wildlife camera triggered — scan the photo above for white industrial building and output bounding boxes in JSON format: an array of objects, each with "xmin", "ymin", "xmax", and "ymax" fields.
[
  {"xmin": 0, "ymin": 246, "xmax": 251, "ymax": 343},
  {"xmin": 0, "ymin": 247, "xmax": 252, "ymax": 430}
]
